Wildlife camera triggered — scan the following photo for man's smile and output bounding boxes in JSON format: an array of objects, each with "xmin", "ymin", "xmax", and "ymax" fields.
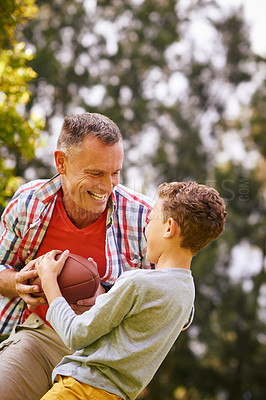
[{"xmin": 87, "ymin": 191, "xmax": 107, "ymax": 201}]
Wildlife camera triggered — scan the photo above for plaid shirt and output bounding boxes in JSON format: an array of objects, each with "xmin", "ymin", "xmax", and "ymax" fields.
[{"xmin": 0, "ymin": 175, "xmax": 154, "ymax": 334}]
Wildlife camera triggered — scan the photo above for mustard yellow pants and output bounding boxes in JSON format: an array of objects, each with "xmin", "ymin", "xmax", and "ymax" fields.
[{"xmin": 41, "ymin": 376, "xmax": 122, "ymax": 400}]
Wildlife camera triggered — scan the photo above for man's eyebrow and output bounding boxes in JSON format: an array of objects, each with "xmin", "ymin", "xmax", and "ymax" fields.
[
  {"xmin": 110, "ymin": 168, "xmax": 122, "ymax": 174},
  {"xmin": 84, "ymin": 168, "xmax": 121, "ymax": 173}
]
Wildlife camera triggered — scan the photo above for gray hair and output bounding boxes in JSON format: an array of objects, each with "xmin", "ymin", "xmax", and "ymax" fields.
[{"xmin": 57, "ymin": 112, "xmax": 122, "ymax": 158}]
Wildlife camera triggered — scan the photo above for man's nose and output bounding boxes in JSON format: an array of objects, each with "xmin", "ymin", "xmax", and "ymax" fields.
[{"xmin": 98, "ymin": 174, "xmax": 117, "ymax": 192}]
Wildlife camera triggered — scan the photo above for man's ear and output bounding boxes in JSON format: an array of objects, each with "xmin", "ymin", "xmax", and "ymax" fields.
[
  {"xmin": 54, "ymin": 150, "xmax": 67, "ymax": 174},
  {"xmin": 163, "ymin": 218, "xmax": 179, "ymax": 238}
]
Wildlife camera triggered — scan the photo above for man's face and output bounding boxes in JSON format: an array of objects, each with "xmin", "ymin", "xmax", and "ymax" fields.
[
  {"xmin": 145, "ymin": 199, "xmax": 167, "ymax": 264},
  {"xmin": 56, "ymin": 136, "xmax": 124, "ymax": 227}
]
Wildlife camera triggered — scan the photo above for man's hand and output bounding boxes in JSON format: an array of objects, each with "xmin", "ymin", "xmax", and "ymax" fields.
[
  {"xmin": 70, "ymin": 281, "xmax": 105, "ymax": 314},
  {"xmin": 14, "ymin": 259, "xmax": 47, "ymax": 310}
]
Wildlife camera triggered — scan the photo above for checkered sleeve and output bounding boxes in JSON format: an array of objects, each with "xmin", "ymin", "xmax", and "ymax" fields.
[
  {"xmin": 0, "ymin": 192, "xmax": 24, "ymax": 272},
  {"xmin": 0, "ymin": 178, "xmax": 57, "ymax": 334},
  {"xmin": 103, "ymin": 185, "xmax": 155, "ymax": 285}
]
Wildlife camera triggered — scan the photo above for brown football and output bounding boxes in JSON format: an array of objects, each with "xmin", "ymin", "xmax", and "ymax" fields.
[{"xmin": 30, "ymin": 253, "xmax": 100, "ymax": 304}]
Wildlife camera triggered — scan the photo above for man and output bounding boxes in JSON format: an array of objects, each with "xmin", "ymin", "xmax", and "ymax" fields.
[{"xmin": 0, "ymin": 113, "xmax": 154, "ymax": 400}]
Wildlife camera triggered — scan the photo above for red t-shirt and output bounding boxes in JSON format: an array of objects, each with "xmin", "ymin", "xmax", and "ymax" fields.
[{"xmin": 25, "ymin": 189, "xmax": 107, "ymax": 323}]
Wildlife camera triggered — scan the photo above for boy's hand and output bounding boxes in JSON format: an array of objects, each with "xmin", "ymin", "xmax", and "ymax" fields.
[
  {"xmin": 35, "ymin": 250, "xmax": 69, "ymax": 281},
  {"xmin": 34, "ymin": 250, "xmax": 69, "ymax": 305}
]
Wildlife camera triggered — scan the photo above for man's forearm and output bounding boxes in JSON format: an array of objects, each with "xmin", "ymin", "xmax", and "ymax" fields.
[{"xmin": 0, "ymin": 269, "xmax": 18, "ymax": 298}]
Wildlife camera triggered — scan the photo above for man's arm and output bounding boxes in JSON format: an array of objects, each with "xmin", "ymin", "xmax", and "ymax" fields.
[
  {"xmin": 0, "ymin": 189, "xmax": 46, "ymax": 308},
  {"xmin": 0, "ymin": 269, "xmax": 18, "ymax": 298}
]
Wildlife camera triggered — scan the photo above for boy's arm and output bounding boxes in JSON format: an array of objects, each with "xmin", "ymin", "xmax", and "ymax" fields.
[
  {"xmin": 36, "ymin": 250, "xmax": 138, "ymax": 351},
  {"xmin": 41, "ymin": 277, "xmax": 62, "ymax": 305},
  {"xmin": 47, "ymin": 273, "xmax": 137, "ymax": 351}
]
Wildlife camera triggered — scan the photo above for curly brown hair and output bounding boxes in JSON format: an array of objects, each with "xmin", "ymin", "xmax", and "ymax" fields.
[{"xmin": 158, "ymin": 181, "xmax": 227, "ymax": 255}]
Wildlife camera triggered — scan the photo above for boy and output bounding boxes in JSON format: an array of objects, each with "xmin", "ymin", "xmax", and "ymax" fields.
[{"xmin": 36, "ymin": 181, "xmax": 227, "ymax": 400}]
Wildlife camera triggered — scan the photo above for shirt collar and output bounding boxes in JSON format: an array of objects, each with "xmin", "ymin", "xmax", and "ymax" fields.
[{"xmin": 34, "ymin": 174, "xmax": 62, "ymax": 204}]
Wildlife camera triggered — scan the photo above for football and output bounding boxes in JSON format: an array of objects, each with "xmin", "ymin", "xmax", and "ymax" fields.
[{"xmin": 30, "ymin": 253, "xmax": 100, "ymax": 303}]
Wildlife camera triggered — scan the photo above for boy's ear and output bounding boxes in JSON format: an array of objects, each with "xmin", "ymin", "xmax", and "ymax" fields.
[
  {"xmin": 54, "ymin": 150, "xmax": 67, "ymax": 174},
  {"xmin": 163, "ymin": 218, "xmax": 179, "ymax": 238}
]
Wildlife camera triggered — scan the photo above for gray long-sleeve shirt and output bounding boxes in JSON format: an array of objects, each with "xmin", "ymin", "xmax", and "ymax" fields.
[{"xmin": 47, "ymin": 268, "xmax": 195, "ymax": 400}]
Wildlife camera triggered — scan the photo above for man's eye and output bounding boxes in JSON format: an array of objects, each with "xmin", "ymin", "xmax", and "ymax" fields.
[{"xmin": 89, "ymin": 172, "xmax": 102, "ymax": 177}]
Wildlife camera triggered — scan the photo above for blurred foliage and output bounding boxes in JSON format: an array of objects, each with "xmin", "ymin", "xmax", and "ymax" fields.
[
  {"xmin": 0, "ymin": 0, "xmax": 44, "ymax": 209},
  {"xmin": 0, "ymin": 0, "xmax": 38, "ymax": 45},
  {"xmin": 1, "ymin": 0, "xmax": 265, "ymax": 398},
  {"xmin": 250, "ymin": 82, "xmax": 266, "ymax": 158}
]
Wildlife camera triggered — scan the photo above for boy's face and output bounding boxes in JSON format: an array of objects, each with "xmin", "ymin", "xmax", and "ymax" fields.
[{"xmin": 145, "ymin": 199, "xmax": 167, "ymax": 264}]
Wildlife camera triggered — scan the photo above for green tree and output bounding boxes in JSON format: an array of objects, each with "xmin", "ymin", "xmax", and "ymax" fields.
[{"xmin": 0, "ymin": 0, "xmax": 44, "ymax": 209}]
